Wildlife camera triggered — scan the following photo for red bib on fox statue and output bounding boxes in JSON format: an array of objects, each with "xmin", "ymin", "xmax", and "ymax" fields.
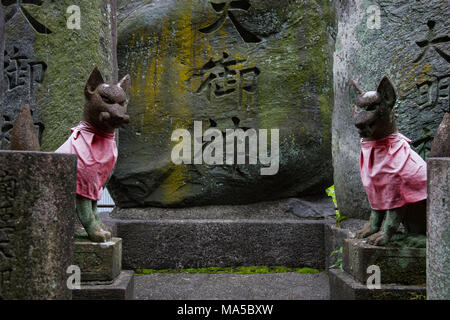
[
  {"xmin": 56, "ymin": 121, "xmax": 117, "ymax": 201},
  {"xmin": 360, "ymin": 132, "xmax": 427, "ymax": 210}
]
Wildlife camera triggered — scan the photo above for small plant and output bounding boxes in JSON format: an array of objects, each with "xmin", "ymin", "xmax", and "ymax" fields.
[
  {"xmin": 325, "ymin": 185, "xmax": 347, "ymax": 227},
  {"xmin": 329, "ymin": 247, "xmax": 343, "ymax": 271}
]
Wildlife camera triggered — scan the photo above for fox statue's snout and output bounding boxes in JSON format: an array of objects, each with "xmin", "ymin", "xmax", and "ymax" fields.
[
  {"xmin": 84, "ymin": 67, "xmax": 131, "ymax": 133},
  {"xmin": 351, "ymin": 77, "xmax": 397, "ymax": 141}
]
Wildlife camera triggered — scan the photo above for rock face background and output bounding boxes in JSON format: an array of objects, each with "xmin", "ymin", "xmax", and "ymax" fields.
[
  {"xmin": 0, "ymin": 0, "xmax": 116, "ymax": 151},
  {"xmin": 109, "ymin": 0, "xmax": 336, "ymax": 208},
  {"xmin": 333, "ymin": 0, "xmax": 450, "ymax": 219}
]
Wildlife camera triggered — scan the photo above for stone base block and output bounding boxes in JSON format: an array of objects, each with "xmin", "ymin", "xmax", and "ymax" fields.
[
  {"xmin": 74, "ymin": 237, "xmax": 122, "ymax": 282},
  {"xmin": 112, "ymin": 203, "xmax": 327, "ymax": 270},
  {"xmin": 329, "ymin": 269, "xmax": 426, "ymax": 300},
  {"xmin": 343, "ymin": 239, "xmax": 426, "ymax": 285},
  {"xmin": 72, "ymin": 270, "xmax": 134, "ymax": 300}
]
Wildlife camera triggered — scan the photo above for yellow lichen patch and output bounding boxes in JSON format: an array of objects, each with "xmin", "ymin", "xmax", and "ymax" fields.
[
  {"xmin": 159, "ymin": 164, "xmax": 191, "ymax": 204},
  {"xmin": 158, "ymin": 3, "xmax": 197, "ymax": 203}
]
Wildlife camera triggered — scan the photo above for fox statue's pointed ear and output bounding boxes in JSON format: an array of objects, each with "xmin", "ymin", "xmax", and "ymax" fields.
[
  {"xmin": 118, "ymin": 74, "xmax": 131, "ymax": 95},
  {"xmin": 350, "ymin": 80, "xmax": 366, "ymax": 95},
  {"xmin": 377, "ymin": 76, "xmax": 396, "ymax": 108},
  {"xmin": 85, "ymin": 67, "xmax": 104, "ymax": 96}
]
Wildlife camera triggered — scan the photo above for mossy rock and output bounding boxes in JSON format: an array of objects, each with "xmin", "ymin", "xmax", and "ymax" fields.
[{"xmin": 109, "ymin": 0, "xmax": 336, "ymax": 208}]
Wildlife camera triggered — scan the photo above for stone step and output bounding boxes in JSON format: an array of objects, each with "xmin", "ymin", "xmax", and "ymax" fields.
[
  {"xmin": 72, "ymin": 270, "xmax": 135, "ymax": 300},
  {"xmin": 101, "ymin": 198, "xmax": 339, "ymax": 270},
  {"xmin": 329, "ymin": 269, "xmax": 426, "ymax": 300},
  {"xmin": 133, "ymin": 272, "xmax": 329, "ymax": 300}
]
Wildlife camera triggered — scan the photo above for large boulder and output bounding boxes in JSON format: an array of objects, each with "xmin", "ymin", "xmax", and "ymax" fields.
[
  {"xmin": 109, "ymin": 0, "xmax": 336, "ymax": 208},
  {"xmin": 333, "ymin": 0, "xmax": 450, "ymax": 219},
  {"xmin": 1, "ymin": 0, "xmax": 116, "ymax": 151}
]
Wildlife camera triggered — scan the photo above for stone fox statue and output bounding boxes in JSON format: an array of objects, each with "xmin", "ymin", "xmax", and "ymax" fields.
[
  {"xmin": 56, "ymin": 67, "xmax": 130, "ymax": 242},
  {"xmin": 350, "ymin": 76, "xmax": 427, "ymax": 246}
]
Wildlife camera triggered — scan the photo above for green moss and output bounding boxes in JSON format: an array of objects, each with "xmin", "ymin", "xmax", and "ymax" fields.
[
  {"xmin": 295, "ymin": 267, "xmax": 320, "ymax": 274},
  {"xmin": 134, "ymin": 266, "xmax": 322, "ymax": 276}
]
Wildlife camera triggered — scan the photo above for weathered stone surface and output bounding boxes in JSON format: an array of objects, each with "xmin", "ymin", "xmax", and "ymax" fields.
[
  {"xmin": 74, "ymin": 237, "xmax": 122, "ymax": 282},
  {"xmin": 333, "ymin": 0, "xmax": 450, "ymax": 219},
  {"xmin": 429, "ymin": 113, "xmax": 450, "ymax": 157},
  {"xmin": 109, "ymin": 0, "xmax": 335, "ymax": 207},
  {"xmin": 1, "ymin": 1, "xmax": 116, "ymax": 151},
  {"xmin": 72, "ymin": 270, "xmax": 134, "ymax": 300},
  {"xmin": 283, "ymin": 197, "xmax": 335, "ymax": 219},
  {"xmin": 109, "ymin": 199, "xmax": 328, "ymax": 269},
  {"xmin": 329, "ymin": 269, "xmax": 426, "ymax": 300},
  {"xmin": 427, "ymin": 158, "xmax": 450, "ymax": 300},
  {"xmin": 0, "ymin": 151, "xmax": 77, "ymax": 299},
  {"xmin": 343, "ymin": 239, "xmax": 426, "ymax": 286}
]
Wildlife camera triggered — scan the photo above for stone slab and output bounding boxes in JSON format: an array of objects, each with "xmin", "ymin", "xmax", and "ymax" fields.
[
  {"xmin": 329, "ymin": 269, "xmax": 426, "ymax": 300},
  {"xmin": 72, "ymin": 270, "xmax": 134, "ymax": 300},
  {"xmin": 134, "ymin": 272, "xmax": 329, "ymax": 300},
  {"xmin": 0, "ymin": 151, "xmax": 77, "ymax": 299},
  {"xmin": 110, "ymin": 199, "xmax": 328, "ymax": 269},
  {"xmin": 74, "ymin": 237, "xmax": 122, "ymax": 282},
  {"xmin": 343, "ymin": 239, "xmax": 426, "ymax": 286},
  {"xmin": 427, "ymin": 157, "xmax": 450, "ymax": 300},
  {"xmin": 324, "ymin": 219, "xmax": 366, "ymax": 270}
]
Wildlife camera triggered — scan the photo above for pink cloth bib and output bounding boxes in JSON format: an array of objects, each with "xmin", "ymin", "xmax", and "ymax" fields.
[
  {"xmin": 360, "ymin": 132, "xmax": 427, "ymax": 210},
  {"xmin": 56, "ymin": 121, "xmax": 117, "ymax": 201}
]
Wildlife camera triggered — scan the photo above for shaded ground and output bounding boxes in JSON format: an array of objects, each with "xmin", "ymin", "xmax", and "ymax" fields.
[{"xmin": 134, "ymin": 272, "xmax": 329, "ymax": 300}]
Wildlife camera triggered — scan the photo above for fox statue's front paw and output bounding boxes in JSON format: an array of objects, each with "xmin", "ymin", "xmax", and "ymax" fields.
[
  {"xmin": 366, "ymin": 231, "xmax": 389, "ymax": 246},
  {"xmin": 88, "ymin": 224, "xmax": 112, "ymax": 242},
  {"xmin": 356, "ymin": 223, "xmax": 378, "ymax": 239}
]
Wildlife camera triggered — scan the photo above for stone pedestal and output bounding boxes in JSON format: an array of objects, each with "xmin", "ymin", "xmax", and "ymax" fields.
[
  {"xmin": 329, "ymin": 239, "xmax": 426, "ymax": 300},
  {"xmin": 74, "ymin": 237, "xmax": 122, "ymax": 283},
  {"xmin": 0, "ymin": 151, "xmax": 77, "ymax": 299},
  {"xmin": 72, "ymin": 270, "xmax": 134, "ymax": 300},
  {"xmin": 73, "ymin": 237, "xmax": 134, "ymax": 300},
  {"xmin": 343, "ymin": 239, "xmax": 426, "ymax": 285},
  {"xmin": 427, "ymin": 158, "xmax": 450, "ymax": 300}
]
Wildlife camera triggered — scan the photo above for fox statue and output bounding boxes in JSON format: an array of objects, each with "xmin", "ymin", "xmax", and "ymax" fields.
[
  {"xmin": 350, "ymin": 76, "xmax": 428, "ymax": 246},
  {"xmin": 56, "ymin": 67, "xmax": 130, "ymax": 242}
]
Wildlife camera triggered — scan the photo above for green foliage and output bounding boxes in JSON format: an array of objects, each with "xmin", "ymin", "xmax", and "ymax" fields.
[
  {"xmin": 135, "ymin": 266, "xmax": 322, "ymax": 276},
  {"xmin": 329, "ymin": 247, "xmax": 343, "ymax": 271},
  {"xmin": 325, "ymin": 185, "xmax": 347, "ymax": 227}
]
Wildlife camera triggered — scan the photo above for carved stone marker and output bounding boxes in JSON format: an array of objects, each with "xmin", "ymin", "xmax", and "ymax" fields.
[
  {"xmin": 1, "ymin": 0, "xmax": 116, "ymax": 151},
  {"xmin": 0, "ymin": 151, "xmax": 77, "ymax": 299},
  {"xmin": 427, "ymin": 158, "xmax": 450, "ymax": 300},
  {"xmin": 109, "ymin": 0, "xmax": 336, "ymax": 207},
  {"xmin": 333, "ymin": 0, "xmax": 450, "ymax": 219}
]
